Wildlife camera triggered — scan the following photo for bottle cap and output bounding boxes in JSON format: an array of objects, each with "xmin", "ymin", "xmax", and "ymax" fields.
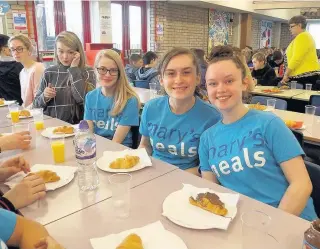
[{"xmin": 79, "ymin": 120, "xmax": 89, "ymax": 130}]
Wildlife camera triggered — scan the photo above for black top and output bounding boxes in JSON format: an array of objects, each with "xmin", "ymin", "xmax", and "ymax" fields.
[
  {"xmin": 252, "ymin": 64, "xmax": 277, "ymax": 86},
  {"xmin": 0, "ymin": 60, "xmax": 23, "ymax": 105}
]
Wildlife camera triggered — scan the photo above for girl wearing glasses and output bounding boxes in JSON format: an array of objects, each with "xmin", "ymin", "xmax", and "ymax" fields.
[
  {"xmin": 9, "ymin": 35, "xmax": 45, "ymax": 108},
  {"xmin": 199, "ymin": 46, "xmax": 317, "ymax": 221},
  {"xmin": 33, "ymin": 31, "xmax": 95, "ymax": 124},
  {"xmin": 84, "ymin": 49, "xmax": 140, "ymax": 148},
  {"xmin": 139, "ymin": 48, "xmax": 221, "ymax": 175}
]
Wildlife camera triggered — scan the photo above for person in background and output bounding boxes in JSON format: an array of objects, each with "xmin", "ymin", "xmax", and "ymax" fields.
[
  {"xmin": 191, "ymin": 48, "xmax": 207, "ymax": 90},
  {"xmin": 33, "ymin": 31, "xmax": 96, "ymax": 124},
  {"xmin": 243, "ymin": 46, "xmax": 253, "ymax": 67},
  {"xmin": 282, "ymin": 15, "xmax": 320, "ymax": 88},
  {"xmin": 8, "ymin": 35, "xmax": 45, "ymax": 108},
  {"xmin": 139, "ymin": 47, "xmax": 221, "ymax": 175},
  {"xmin": 84, "ymin": 49, "xmax": 140, "ymax": 148},
  {"xmin": 269, "ymin": 50, "xmax": 285, "ymax": 78},
  {"xmin": 200, "ymin": 45, "xmax": 317, "ymax": 221},
  {"xmin": 0, "ymin": 34, "xmax": 23, "ymax": 105},
  {"xmin": 135, "ymin": 51, "xmax": 159, "ymax": 86},
  {"xmin": 252, "ymin": 52, "xmax": 277, "ymax": 86},
  {"xmin": 0, "ymin": 156, "xmax": 46, "ymax": 212},
  {"xmin": 0, "ymin": 209, "xmax": 64, "ymax": 249},
  {"xmin": 111, "ymin": 48, "xmax": 121, "ymax": 56},
  {"xmin": 125, "ymin": 54, "xmax": 143, "ymax": 83}
]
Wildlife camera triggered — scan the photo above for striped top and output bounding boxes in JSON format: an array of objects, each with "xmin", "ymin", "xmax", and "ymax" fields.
[{"xmin": 33, "ymin": 64, "xmax": 96, "ymax": 123}]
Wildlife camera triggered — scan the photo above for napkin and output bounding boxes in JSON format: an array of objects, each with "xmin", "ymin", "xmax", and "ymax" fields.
[
  {"xmin": 162, "ymin": 184, "xmax": 240, "ymax": 230},
  {"xmin": 4, "ymin": 164, "xmax": 77, "ymax": 191},
  {"xmin": 90, "ymin": 221, "xmax": 187, "ymax": 249}
]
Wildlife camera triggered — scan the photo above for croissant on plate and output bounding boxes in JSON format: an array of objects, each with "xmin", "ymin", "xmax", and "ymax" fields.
[
  {"xmin": 116, "ymin": 234, "xmax": 143, "ymax": 249},
  {"xmin": 109, "ymin": 155, "xmax": 140, "ymax": 169},
  {"xmin": 189, "ymin": 192, "xmax": 228, "ymax": 216},
  {"xmin": 29, "ymin": 170, "xmax": 60, "ymax": 183}
]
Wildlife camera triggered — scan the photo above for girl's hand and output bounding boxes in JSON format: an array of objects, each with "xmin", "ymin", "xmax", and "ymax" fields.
[{"xmin": 71, "ymin": 52, "xmax": 81, "ymax": 68}]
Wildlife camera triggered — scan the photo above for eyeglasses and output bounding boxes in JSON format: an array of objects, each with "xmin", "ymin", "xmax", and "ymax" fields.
[
  {"xmin": 289, "ymin": 24, "xmax": 298, "ymax": 29},
  {"xmin": 9, "ymin": 47, "xmax": 25, "ymax": 53},
  {"xmin": 96, "ymin": 67, "xmax": 119, "ymax": 76}
]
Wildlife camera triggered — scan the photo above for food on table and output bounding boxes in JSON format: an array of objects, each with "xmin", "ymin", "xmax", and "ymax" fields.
[
  {"xmin": 280, "ymin": 85, "xmax": 290, "ymax": 90},
  {"xmin": 19, "ymin": 110, "xmax": 31, "ymax": 117},
  {"xmin": 110, "ymin": 155, "xmax": 140, "ymax": 169},
  {"xmin": 53, "ymin": 126, "xmax": 74, "ymax": 134},
  {"xmin": 189, "ymin": 192, "xmax": 228, "ymax": 216},
  {"xmin": 0, "ymin": 98, "xmax": 4, "ymax": 105},
  {"xmin": 29, "ymin": 170, "xmax": 60, "ymax": 183},
  {"xmin": 247, "ymin": 102, "xmax": 267, "ymax": 111},
  {"xmin": 116, "ymin": 234, "xmax": 143, "ymax": 249},
  {"xmin": 262, "ymin": 87, "xmax": 282, "ymax": 93},
  {"xmin": 284, "ymin": 120, "xmax": 303, "ymax": 129}
]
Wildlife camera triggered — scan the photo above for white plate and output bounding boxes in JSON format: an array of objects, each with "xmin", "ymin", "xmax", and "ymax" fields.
[
  {"xmin": 90, "ymin": 221, "xmax": 188, "ymax": 249},
  {"xmin": 6, "ymin": 113, "xmax": 32, "ymax": 119},
  {"xmin": 41, "ymin": 126, "xmax": 76, "ymax": 138},
  {"xmin": 293, "ymin": 124, "xmax": 306, "ymax": 130},
  {"xmin": 97, "ymin": 148, "xmax": 152, "ymax": 173},
  {"xmin": 162, "ymin": 184, "xmax": 239, "ymax": 230},
  {"xmin": 4, "ymin": 164, "xmax": 77, "ymax": 191},
  {"xmin": 0, "ymin": 100, "xmax": 16, "ymax": 107}
]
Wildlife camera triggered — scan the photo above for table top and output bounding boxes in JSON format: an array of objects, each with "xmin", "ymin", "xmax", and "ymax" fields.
[
  {"xmin": 45, "ymin": 169, "xmax": 310, "ymax": 249},
  {"xmin": 251, "ymin": 86, "xmax": 306, "ymax": 99},
  {"xmin": 0, "ymin": 118, "xmax": 177, "ymax": 225},
  {"xmin": 292, "ymin": 91, "xmax": 320, "ymax": 101}
]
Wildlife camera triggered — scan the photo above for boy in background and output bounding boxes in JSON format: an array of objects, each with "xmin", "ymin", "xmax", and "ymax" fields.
[
  {"xmin": 125, "ymin": 54, "xmax": 143, "ymax": 83},
  {"xmin": 252, "ymin": 52, "xmax": 277, "ymax": 86}
]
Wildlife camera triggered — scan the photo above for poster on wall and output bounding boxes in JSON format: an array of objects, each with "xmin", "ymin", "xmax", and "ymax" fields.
[
  {"xmin": 260, "ymin": 20, "xmax": 272, "ymax": 48},
  {"xmin": 99, "ymin": 1, "xmax": 112, "ymax": 43},
  {"xmin": 13, "ymin": 11, "xmax": 27, "ymax": 31},
  {"xmin": 208, "ymin": 9, "xmax": 230, "ymax": 54},
  {"xmin": 0, "ymin": 1, "xmax": 10, "ymax": 14}
]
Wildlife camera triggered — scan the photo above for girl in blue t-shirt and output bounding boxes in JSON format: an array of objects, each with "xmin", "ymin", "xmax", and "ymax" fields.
[
  {"xmin": 139, "ymin": 47, "xmax": 221, "ymax": 174},
  {"xmin": 199, "ymin": 45, "xmax": 317, "ymax": 221},
  {"xmin": 84, "ymin": 49, "xmax": 140, "ymax": 148}
]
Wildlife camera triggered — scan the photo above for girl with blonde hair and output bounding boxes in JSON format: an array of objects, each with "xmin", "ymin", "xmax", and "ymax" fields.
[
  {"xmin": 9, "ymin": 35, "xmax": 45, "ymax": 108},
  {"xmin": 84, "ymin": 49, "xmax": 140, "ymax": 147},
  {"xmin": 33, "ymin": 31, "xmax": 95, "ymax": 123}
]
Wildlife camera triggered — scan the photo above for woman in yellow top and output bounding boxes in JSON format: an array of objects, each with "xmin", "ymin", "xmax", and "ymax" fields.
[{"xmin": 282, "ymin": 15, "xmax": 320, "ymax": 88}]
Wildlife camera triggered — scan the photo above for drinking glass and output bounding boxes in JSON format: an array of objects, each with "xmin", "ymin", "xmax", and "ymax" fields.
[
  {"xmin": 267, "ymin": 99, "xmax": 276, "ymax": 111},
  {"xmin": 8, "ymin": 103, "xmax": 20, "ymax": 123},
  {"xmin": 50, "ymin": 132, "xmax": 65, "ymax": 163}
]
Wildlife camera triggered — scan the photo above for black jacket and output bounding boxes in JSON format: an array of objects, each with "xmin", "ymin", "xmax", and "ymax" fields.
[
  {"xmin": 252, "ymin": 64, "xmax": 277, "ymax": 86},
  {"xmin": 0, "ymin": 60, "xmax": 23, "ymax": 105}
]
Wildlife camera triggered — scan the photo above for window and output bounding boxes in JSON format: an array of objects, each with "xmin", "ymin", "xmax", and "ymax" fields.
[
  {"xmin": 307, "ymin": 20, "xmax": 320, "ymax": 49},
  {"xmin": 129, "ymin": 6, "xmax": 142, "ymax": 50},
  {"xmin": 111, "ymin": 3, "xmax": 122, "ymax": 50},
  {"xmin": 64, "ymin": 0, "xmax": 83, "ymax": 43}
]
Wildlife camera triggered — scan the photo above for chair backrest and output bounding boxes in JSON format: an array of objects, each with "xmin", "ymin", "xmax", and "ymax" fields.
[
  {"xmin": 310, "ymin": 95, "xmax": 320, "ymax": 107},
  {"xmin": 251, "ymin": 96, "xmax": 288, "ymax": 110},
  {"xmin": 316, "ymin": 107, "xmax": 320, "ymax": 116},
  {"xmin": 134, "ymin": 80, "xmax": 149, "ymax": 89},
  {"xmin": 130, "ymin": 125, "xmax": 141, "ymax": 149},
  {"xmin": 296, "ymin": 83, "xmax": 304, "ymax": 89},
  {"xmin": 305, "ymin": 161, "xmax": 320, "ymax": 218}
]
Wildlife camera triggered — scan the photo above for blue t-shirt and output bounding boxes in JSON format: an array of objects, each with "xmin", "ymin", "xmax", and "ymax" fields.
[
  {"xmin": 0, "ymin": 209, "xmax": 17, "ymax": 243},
  {"xmin": 199, "ymin": 109, "xmax": 317, "ymax": 221},
  {"xmin": 140, "ymin": 96, "xmax": 221, "ymax": 170},
  {"xmin": 84, "ymin": 87, "xmax": 140, "ymax": 147}
]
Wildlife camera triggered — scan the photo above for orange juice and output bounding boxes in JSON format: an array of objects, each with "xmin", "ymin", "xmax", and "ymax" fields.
[
  {"xmin": 35, "ymin": 121, "xmax": 45, "ymax": 130},
  {"xmin": 10, "ymin": 111, "xmax": 19, "ymax": 123},
  {"xmin": 51, "ymin": 141, "xmax": 65, "ymax": 163}
]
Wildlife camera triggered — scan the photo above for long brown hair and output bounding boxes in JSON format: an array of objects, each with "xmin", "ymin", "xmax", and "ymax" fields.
[{"xmin": 94, "ymin": 49, "xmax": 141, "ymax": 116}]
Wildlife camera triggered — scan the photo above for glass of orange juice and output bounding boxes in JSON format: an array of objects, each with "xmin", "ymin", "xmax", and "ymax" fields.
[
  {"xmin": 31, "ymin": 108, "xmax": 45, "ymax": 131},
  {"xmin": 50, "ymin": 132, "xmax": 65, "ymax": 164},
  {"xmin": 8, "ymin": 103, "xmax": 20, "ymax": 123}
]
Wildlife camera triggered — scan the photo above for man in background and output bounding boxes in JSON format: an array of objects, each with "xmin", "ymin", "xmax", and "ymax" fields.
[
  {"xmin": 125, "ymin": 54, "xmax": 143, "ymax": 83},
  {"xmin": 0, "ymin": 34, "xmax": 23, "ymax": 105},
  {"xmin": 135, "ymin": 51, "xmax": 159, "ymax": 86}
]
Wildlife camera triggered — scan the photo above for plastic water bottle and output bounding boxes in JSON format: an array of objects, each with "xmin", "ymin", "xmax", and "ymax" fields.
[{"xmin": 74, "ymin": 120, "xmax": 99, "ymax": 191}]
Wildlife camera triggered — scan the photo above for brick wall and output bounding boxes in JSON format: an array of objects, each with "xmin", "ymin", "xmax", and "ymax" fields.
[
  {"xmin": 149, "ymin": 2, "xmax": 209, "ymax": 57},
  {"xmin": 4, "ymin": 1, "xmax": 35, "ymax": 40},
  {"xmin": 279, "ymin": 23, "xmax": 292, "ymax": 49}
]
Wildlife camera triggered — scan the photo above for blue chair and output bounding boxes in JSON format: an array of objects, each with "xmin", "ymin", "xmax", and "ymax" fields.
[
  {"xmin": 295, "ymin": 83, "xmax": 304, "ymax": 89},
  {"xmin": 251, "ymin": 96, "xmax": 288, "ymax": 110},
  {"xmin": 316, "ymin": 107, "xmax": 320, "ymax": 116},
  {"xmin": 134, "ymin": 80, "xmax": 149, "ymax": 89},
  {"xmin": 305, "ymin": 161, "xmax": 320, "ymax": 217},
  {"xmin": 310, "ymin": 95, "xmax": 320, "ymax": 106}
]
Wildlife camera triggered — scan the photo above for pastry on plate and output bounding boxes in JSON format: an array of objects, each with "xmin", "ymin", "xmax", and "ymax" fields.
[
  {"xmin": 189, "ymin": 192, "xmax": 228, "ymax": 216},
  {"xmin": 53, "ymin": 126, "xmax": 74, "ymax": 134},
  {"xmin": 19, "ymin": 110, "xmax": 31, "ymax": 117},
  {"xmin": 29, "ymin": 170, "xmax": 60, "ymax": 183},
  {"xmin": 110, "ymin": 155, "xmax": 140, "ymax": 169},
  {"xmin": 0, "ymin": 98, "xmax": 4, "ymax": 105},
  {"xmin": 284, "ymin": 120, "xmax": 303, "ymax": 129},
  {"xmin": 116, "ymin": 234, "xmax": 143, "ymax": 249},
  {"xmin": 247, "ymin": 102, "xmax": 267, "ymax": 111}
]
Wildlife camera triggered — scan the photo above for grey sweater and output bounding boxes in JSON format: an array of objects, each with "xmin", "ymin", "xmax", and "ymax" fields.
[{"xmin": 33, "ymin": 64, "xmax": 96, "ymax": 123}]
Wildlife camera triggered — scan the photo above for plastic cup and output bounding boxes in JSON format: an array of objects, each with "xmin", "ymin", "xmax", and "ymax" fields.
[
  {"xmin": 241, "ymin": 210, "xmax": 279, "ymax": 249},
  {"xmin": 290, "ymin": 81, "xmax": 296, "ymax": 90},
  {"xmin": 149, "ymin": 83, "xmax": 159, "ymax": 99},
  {"xmin": 108, "ymin": 173, "xmax": 132, "ymax": 218},
  {"xmin": 31, "ymin": 108, "xmax": 45, "ymax": 131},
  {"xmin": 305, "ymin": 105, "xmax": 316, "ymax": 115},
  {"xmin": 50, "ymin": 132, "xmax": 65, "ymax": 163},
  {"xmin": 306, "ymin": 84, "xmax": 312, "ymax": 91},
  {"xmin": 8, "ymin": 103, "xmax": 20, "ymax": 123},
  {"xmin": 12, "ymin": 121, "xmax": 35, "ymax": 149},
  {"xmin": 267, "ymin": 99, "xmax": 276, "ymax": 110}
]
